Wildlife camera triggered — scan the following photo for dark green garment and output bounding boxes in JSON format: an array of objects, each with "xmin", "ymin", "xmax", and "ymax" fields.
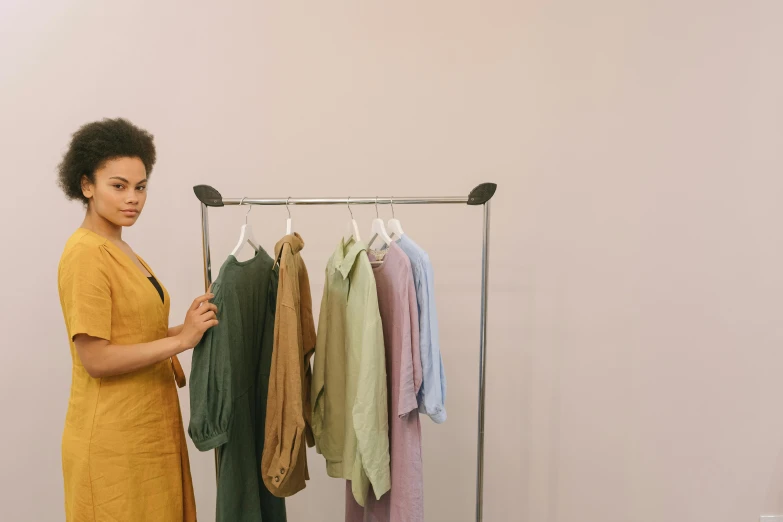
[{"xmin": 188, "ymin": 248, "xmax": 286, "ymax": 522}]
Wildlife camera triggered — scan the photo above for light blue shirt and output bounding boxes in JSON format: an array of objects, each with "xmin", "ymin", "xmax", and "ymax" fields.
[{"xmin": 396, "ymin": 235, "xmax": 447, "ymax": 423}]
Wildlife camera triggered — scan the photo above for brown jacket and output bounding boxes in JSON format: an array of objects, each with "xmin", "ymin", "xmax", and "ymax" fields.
[{"xmin": 262, "ymin": 233, "xmax": 317, "ymax": 497}]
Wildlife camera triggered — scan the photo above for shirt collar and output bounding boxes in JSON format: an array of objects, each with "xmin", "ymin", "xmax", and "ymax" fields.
[
  {"xmin": 274, "ymin": 232, "xmax": 305, "ymax": 260},
  {"xmin": 331, "ymin": 237, "xmax": 367, "ymax": 279}
]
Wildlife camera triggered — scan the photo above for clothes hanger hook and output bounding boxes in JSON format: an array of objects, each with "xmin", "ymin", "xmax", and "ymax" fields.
[
  {"xmin": 286, "ymin": 197, "xmax": 291, "ymax": 218},
  {"xmin": 347, "ymin": 196, "xmax": 354, "ymax": 219},
  {"xmin": 375, "ymin": 196, "xmax": 380, "ymax": 218},
  {"xmin": 241, "ymin": 197, "xmax": 252, "ymax": 223},
  {"xmin": 390, "ymin": 195, "xmax": 396, "ymax": 218}
]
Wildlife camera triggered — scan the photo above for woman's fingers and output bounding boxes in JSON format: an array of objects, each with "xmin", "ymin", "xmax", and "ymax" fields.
[
  {"xmin": 189, "ymin": 293, "xmax": 214, "ymax": 312},
  {"xmin": 199, "ymin": 315, "xmax": 219, "ymax": 331},
  {"xmin": 194, "ymin": 303, "xmax": 218, "ymax": 317}
]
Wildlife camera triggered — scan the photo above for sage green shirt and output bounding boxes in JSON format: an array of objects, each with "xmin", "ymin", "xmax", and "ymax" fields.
[
  {"xmin": 188, "ymin": 248, "xmax": 286, "ymax": 522},
  {"xmin": 311, "ymin": 238, "xmax": 391, "ymax": 506}
]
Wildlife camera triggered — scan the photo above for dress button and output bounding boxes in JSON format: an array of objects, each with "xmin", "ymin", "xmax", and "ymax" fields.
[
  {"xmin": 280, "ymin": 468, "xmax": 285, "ymax": 474},
  {"xmin": 274, "ymin": 476, "xmax": 280, "ymax": 483}
]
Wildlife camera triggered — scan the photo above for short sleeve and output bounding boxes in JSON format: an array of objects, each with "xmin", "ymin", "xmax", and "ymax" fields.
[
  {"xmin": 59, "ymin": 244, "xmax": 112, "ymax": 342},
  {"xmin": 188, "ymin": 286, "xmax": 234, "ymax": 451}
]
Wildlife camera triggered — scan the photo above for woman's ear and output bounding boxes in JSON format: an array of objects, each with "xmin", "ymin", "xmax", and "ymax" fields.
[{"xmin": 81, "ymin": 174, "xmax": 93, "ymax": 199}]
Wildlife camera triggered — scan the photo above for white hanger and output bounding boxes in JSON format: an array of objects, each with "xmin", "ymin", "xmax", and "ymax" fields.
[
  {"xmin": 368, "ymin": 196, "xmax": 393, "ymax": 250},
  {"xmin": 344, "ymin": 196, "xmax": 361, "ymax": 243},
  {"xmin": 386, "ymin": 195, "xmax": 405, "ymax": 240},
  {"xmin": 230, "ymin": 197, "xmax": 260, "ymax": 257},
  {"xmin": 285, "ymin": 197, "xmax": 293, "ymax": 235}
]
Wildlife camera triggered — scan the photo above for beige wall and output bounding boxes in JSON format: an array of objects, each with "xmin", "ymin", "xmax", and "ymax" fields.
[{"xmin": 2, "ymin": 1, "xmax": 783, "ymax": 521}]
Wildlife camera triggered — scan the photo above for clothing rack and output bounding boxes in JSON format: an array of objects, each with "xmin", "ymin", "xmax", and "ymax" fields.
[{"xmin": 193, "ymin": 182, "xmax": 497, "ymax": 522}]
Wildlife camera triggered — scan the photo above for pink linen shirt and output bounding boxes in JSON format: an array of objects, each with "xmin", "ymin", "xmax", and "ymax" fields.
[{"xmin": 346, "ymin": 241, "xmax": 423, "ymax": 522}]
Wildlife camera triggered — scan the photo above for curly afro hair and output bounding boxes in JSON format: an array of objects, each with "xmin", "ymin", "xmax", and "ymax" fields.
[{"xmin": 57, "ymin": 118, "xmax": 156, "ymax": 207}]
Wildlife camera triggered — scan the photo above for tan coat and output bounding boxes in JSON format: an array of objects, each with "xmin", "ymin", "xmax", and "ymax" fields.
[{"xmin": 262, "ymin": 232, "xmax": 317, "ymax": 497}]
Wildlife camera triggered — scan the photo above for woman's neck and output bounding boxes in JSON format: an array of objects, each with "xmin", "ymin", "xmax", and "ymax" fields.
[{"xmin": 81, "ymin": 209, "xmax": 123, "ymax": 242}]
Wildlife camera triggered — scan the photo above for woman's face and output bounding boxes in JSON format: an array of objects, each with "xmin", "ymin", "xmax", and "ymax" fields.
[{"xmin": 81, "ymin": 156, "xmax": 148, "ymax": 227}]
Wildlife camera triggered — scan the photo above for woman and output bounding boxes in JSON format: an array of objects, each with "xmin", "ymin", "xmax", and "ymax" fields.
[{"xmin": 56, "ymin": 118, "xmax": 217, "ymax": 521}]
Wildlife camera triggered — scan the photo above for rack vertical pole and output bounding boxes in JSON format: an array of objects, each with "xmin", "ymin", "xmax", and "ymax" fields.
[
  {"xmin": 199, "ymin": 202, "xmax": 213, "ymax": 291},
  {"xmin": 198, "ymin": 201, "xmax": 220, "ymax": 476},
  {"xmin": 475, "ymin": 200, "xmax": 491, "ymax": 522}
]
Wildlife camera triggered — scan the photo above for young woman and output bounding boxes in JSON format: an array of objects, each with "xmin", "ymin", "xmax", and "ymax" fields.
[{"xmin": 56, "ymin": 118, "xmax": 217, "ymax": 521}]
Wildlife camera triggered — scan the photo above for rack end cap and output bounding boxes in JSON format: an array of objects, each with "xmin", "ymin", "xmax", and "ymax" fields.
[
  {"xmin": 467, "ymin": 183, "xmax": 497, "ymax": 205},
  {"xmin": 193, "ymin": 185, "xmax": 224, "ymax": 207}
]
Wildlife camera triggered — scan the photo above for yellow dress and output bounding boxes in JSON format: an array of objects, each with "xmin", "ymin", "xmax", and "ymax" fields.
[{"xmin": 57, "ymin": 228, "xmax": 196, "ymax": 521}]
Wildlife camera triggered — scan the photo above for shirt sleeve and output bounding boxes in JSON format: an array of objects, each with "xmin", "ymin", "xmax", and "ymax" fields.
[
  {"xmin": 416, "ymin": 258, "xmax": 447, "ymax": 423},
  {"xmin": 59, "ymin": 244, "xmax": 112, "ymax": 342},
  {"xmin": 398, "ymin": 269, "xmax": 422, "ymax": 417},
  {"xmin": 352, "ymin": 283, "xmax": 391, "ymax": 502},
  {"xmin": 188, "ymin": 285, "xmax": 233, "ymax": 451},
  {"xmin": 299, "ymin": 257, "xmax": 317, "ymax": 448},
  {"xmin": 262, "ymin": 247, "xmax": 306, "ymax": 495},
  {"xmin": 311, "ymin": 266, "xmax": 329, "ymax": 452}
]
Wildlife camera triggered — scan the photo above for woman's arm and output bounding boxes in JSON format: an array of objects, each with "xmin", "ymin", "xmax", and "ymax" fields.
[
  {"xmin": 75, "ymin": 334, "xmax": 186, "ymax": 378},
  {"xmin": 168, "ymin": 324, "xmax": 185, "ymax": 338},
  {"xmin": 75, "ymin": 292, "xmax": 217, "ymax": 379}
]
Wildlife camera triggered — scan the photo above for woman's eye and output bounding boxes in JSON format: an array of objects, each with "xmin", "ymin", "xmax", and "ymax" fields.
[
  {"xmin": 137, "ymin": 186, "xmax": 147, "ymax": 192},
  {"xmin": 113, "ymin": 184, "xmax": 124, "ymax": 189}
]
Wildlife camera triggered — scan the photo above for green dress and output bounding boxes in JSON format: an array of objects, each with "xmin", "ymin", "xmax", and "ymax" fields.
[{"xmin": 188, "ymin": 248, "xmax": 286, "ymax": 522}]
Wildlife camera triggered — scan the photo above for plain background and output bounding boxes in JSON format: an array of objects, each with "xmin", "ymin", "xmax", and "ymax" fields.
[{"xmin": 2, "ymin": 1, "xmax": 783, "ymax": 521}]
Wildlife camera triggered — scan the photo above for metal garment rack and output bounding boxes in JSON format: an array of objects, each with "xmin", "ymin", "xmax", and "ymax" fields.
[{"xmin": 193, "ymin": 182, "xmax": 497, "ymax": 522}]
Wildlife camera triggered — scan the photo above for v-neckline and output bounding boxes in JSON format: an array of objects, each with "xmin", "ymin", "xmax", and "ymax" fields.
[
  {"xmin": 77, "ymin": 227, "xmax": 166, "ymax": 307},
  {"xmin": 135, "ymin": 255, "xmax": 166, "ymax": 308}
]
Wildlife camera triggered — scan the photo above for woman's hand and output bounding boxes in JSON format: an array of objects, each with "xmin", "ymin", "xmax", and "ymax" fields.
[{"xmin": 176, "ymin": 292, "xmax": 218, "ymax": 350}]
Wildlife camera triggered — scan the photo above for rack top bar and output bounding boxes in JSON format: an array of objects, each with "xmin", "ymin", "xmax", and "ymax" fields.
[{"xmin": 193, "ymin": 183, "xmax": 497, "ymax": 208}]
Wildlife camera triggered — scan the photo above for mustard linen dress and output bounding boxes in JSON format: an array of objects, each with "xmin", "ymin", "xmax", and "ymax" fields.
[{"xmin": 57, "ymin": 227, "xmax": 196, "ymax": 521}]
